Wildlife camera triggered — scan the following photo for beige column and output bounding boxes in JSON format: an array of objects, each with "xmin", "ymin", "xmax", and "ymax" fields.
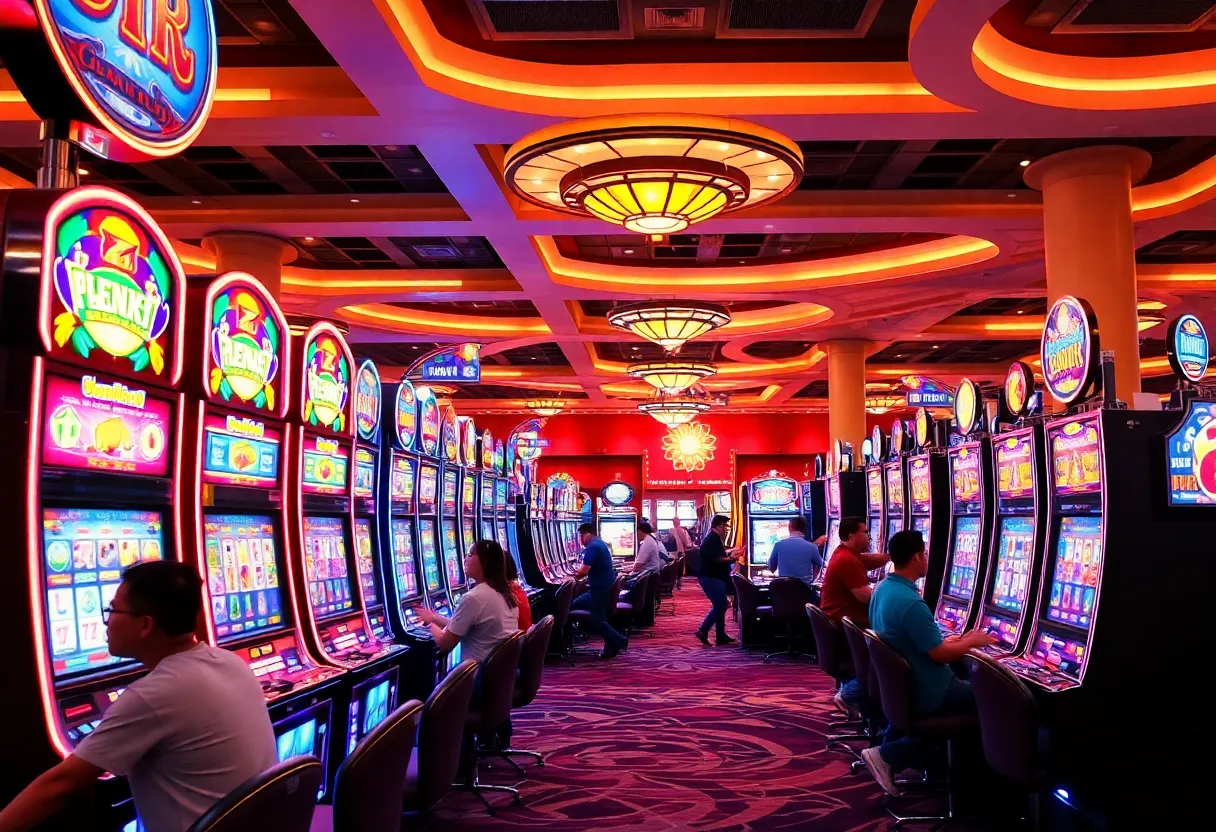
[
  {"xmin": 1025, "ymin": 146, "xmax": 1150, "ymax": 404},
  {"xmin": 202, "ymin": 232, "xmax": 296, "ymax": 299},
  {"xmin": 825, "ymin": 340, "xmax": 870, "ymax": 465}
]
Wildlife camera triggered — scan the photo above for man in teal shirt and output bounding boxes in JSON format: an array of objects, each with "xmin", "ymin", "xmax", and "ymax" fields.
[{"xmin": 860, "ymin": 530, "xmax": 994, "ymax": 796}]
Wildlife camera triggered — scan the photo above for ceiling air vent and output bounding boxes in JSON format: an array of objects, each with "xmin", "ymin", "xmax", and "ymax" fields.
[
  {"xmin": 1049, "ymin": 0, "xmax": 1216, "ymax": 33},
  {"xmin": 644, "ymin": 7, "xmax": 706, "ymax": 29},
  {"xmin": 721, "ymin": 0, "xmax": 881, "ymax": 35},
  {"xmin": 473, "ymin": 0, "xmax": 627, "ymax": 39}
]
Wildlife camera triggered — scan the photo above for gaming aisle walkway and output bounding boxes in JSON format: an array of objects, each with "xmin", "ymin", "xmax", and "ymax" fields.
[{"xmin": 434, "ymin": 585, "xmax": 900, "ymax": 832}]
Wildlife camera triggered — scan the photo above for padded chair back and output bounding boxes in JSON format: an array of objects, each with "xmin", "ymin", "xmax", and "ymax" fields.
[
  {"xmin": 965, "ymin": 652, "xmax": 1040, "ymax": 786},
  {"xmin": 842, "ymin": 616, "xmax": 877, "ymax": 699},
  {"xmin": 806, "ymin": 604, "xmax": 849, "ymax": 680},
  {"xmin": 659, "ymin": 561, "xmax": 676, "ymax": 593},
  {"xmin": 863, "ymin": 629, "xmax": 915, "ymax": 732},
  {"xmin": 515, "ymin": 616, "xmax": 554, "ymax": 708},
  {"xmin": 552, "ymin": 581, "xmax": 574, "ymax": 631},
  {"xmin": 731, "ymin": 574, "xmax": 761, "ymax": 615},
  {"xmin": 331, "ymin": 699, "xmax": 423, "ymax": 832},
  {"xmin": 415, "ymin": 659, "xmax": 478, "ymax": 810},
  {"xmin": 644, "ymin": 570, "xmax": 660, "ymax": 613},
  {"xmin": 471, "ymin": 631, "xmax": 525, "ymax": 730},
  {"xmin": 769, "ymin": 577, "xmax": 815, "ymax": 620},
  {"xmin": 185, "ymin": 756, "xmax": 321, "ymax": 832}
]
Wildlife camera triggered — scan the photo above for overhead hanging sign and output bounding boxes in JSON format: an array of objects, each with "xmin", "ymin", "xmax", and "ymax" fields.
[
  {"xmin": 954, "ymin": 378, "xmax": 982, "ymax": 436},
  {"xmin": 1166, "ymin": 314, "xmax": 1210, "ymax": 384},
  {"xmin": 412, "ymin": 344, "xmax": 481, "ymax": 383},
  {"xmin": 31, "ymin": 0, "xmax": 218, "ymax": 159},
  {"xmin": 1004, "ymin": 361, "xmax": 1032, "ymax": 417},
  {"xmin": 904, "ymin": 376, "xmax": 954, "ymax": 408},
  {"xmin": 1041, "ymin": 295, "xmax": 1098, "ymax": 405}
]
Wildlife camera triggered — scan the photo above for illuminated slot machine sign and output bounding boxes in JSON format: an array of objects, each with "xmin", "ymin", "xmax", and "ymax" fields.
[
  {"xmin": 354, "ymin": 448, "xmax": 375, "ymax": 501},
  {"xmin": 1165, "ymin": 402, "xmax": 1216, "ymax": 507},
  {"xmin": 416, "ymin": 387, "xmax": 440, "ymax": 457},
  {"xmin": 885, "ymin": 463, "xmax": 905, "ymax": 543},
  {"xmin": 303, "ymin": 435, "xmax": 350, "ymax": 496},
  {"xmin": 909, "ymin": 457, "xmax": 932, "ymax": 514},
  {"xmin": 747, "ymin": 476, "xmax": 797, "ymax": 567},
  {"xmin": 978, "ymin": 433, "xmax": 1038, "ymax": 652}
]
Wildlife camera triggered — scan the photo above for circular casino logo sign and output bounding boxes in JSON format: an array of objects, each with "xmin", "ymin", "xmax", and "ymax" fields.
[
  {"xmin": 301, "ymin": 325, "xmax": 351, "ymax": 433},
  {"xmin": 890, "ymin": 419, "xmax": 905, "ymax": 456},
  {"xmin": 206, "ymin": 274, "xmax": 284, "ymax": 415},
  {"xmin": 1166, "ymin": 314, "xmax": 1210, "ymax": 384},
  {"xmin": 1041, "ymin": 295, "xmax": 1098, "ymax": 405},
  {"xmin": 354, "ymin": 360, "xmax": 381, "ymax": 440},
  {"xmin": 602, "ymin": 481, "xmax": 634, "ymax": 507},
  {"xmin": 440, "ymin": 405, "xmax": 459, "ymax": 462},
  {"xmin": 481, "ymin": 429, "xmax": 494, "ymax": 470},
  {"xmin": 35, "ymin": 0, "xmax": 218, "ymax": 158},
  {"xmin": 417, "ymin": 385, "xmax": 440, "ymax": 456},
  {"xmin": 395, "ymin": 380, "xmax": 418, "ymax": 450},
  {"xmin": 954, "ymin": 378, "xmax": 981, "ymax": 435},
  {"xmin": 915, "ymin": 407, "xmax": 932, "ymax": 448},
  {"xmin": 1004, "ymin": 361, "xmax": 1032, "ymax": 417}
]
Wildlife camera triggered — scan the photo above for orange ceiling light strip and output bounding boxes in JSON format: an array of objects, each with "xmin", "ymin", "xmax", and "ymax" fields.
[
  {"xmin": 972, "ymin": 23, "xmax": 1216, "ymax": 110},
  {"xmin": 1132, "ymin": 154, "xmax": 1216, "ymax": 220},
  {"xmin": 375, "ymin": 0, "xmax": 960, "ymax": 116},
  {"xmin": 338, "ymin": 303, "xmax": 551, "ymax": 335},
  {"xmin": 1138, "ymin": 264, "xmax": 1216, "ymax": 288},
  {"xmin": 539, "ymin": 235, "xmax": 997, "ymax": 291}
]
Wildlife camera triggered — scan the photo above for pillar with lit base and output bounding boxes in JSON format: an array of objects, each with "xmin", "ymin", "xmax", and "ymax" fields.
[
  {"xmin": 203, "ymin": 232, "xmax": 297, "ymax": 300},
  {"xmin": 825, "ymin": 340, "xmax": 871, "ymax": 463}
]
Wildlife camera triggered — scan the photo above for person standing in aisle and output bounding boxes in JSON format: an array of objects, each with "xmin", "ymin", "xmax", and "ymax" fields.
[
  {"xmin": 693, "ymin": 514, "xmax": 745, "ymax": 646},
  {"xmin": 572, "ymin": 522, "xmax": 629, "ymax": 659}
]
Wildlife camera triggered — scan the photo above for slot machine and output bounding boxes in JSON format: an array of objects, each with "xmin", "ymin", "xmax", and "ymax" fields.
[
  {"xmin": 597, "ymin": 479, "xmax": 638, "ymax": 559},
  {"xmin": 798, "ymin": 479, "xmax": 826, "ymax": 543},
  {"xmin": 477, "ymin": 429, "xmax": 496, "ymax": 542},
  {"xmin": 676, "ymin": 498, "xmax": 699, "ymax": 532},
  {"xmin": 933, "ymin": 390, "xmax": 994, "ymax": 634},
  {"xmin": 883, "ymin": 418, "xmax": 910, "ymax": 548},
  {"xmin": 412, "ymin": 386, "xmax": 451, "ymax": 620},
  {"xmin": 458, "ymin": 415, "xmax": 478, "ymax": 561},
  {"xmin": 517, "ymin": 479, "xmax": 551, "ymax": 587},
  {"xmin": 865, "ymin": 425, "xmax": 888, "ymax": 554},
  {"xmin": 439, "ymin": 405, "xmax": 467, "ymax": 604},
  {"xmin": 905, "ymin": 410, "xmax": 949, "ymax": 603},
  {"xmin": 654, "ymin": 498, "xmax": 676, "ymax": 531},
  {"xmin": 744, "ymin": 472, "xmax": 799, "ymax": 583},
  {"xmin": 821, "ymin": 457, "xmax": 867, "ymax": 576},
  {"xmin": 0, "ymin": 187, "xmax": 187, "ymax": 822},
  {"xmin": 182, "ymin": 274, "xmax": 344, "ymax": 801}
]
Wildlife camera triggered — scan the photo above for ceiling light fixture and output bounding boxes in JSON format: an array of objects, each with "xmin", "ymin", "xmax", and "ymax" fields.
[
  {"xmin": 504, "ymin": 115, "xmax": 803, "ymax": 234},
  {"xmin": 607, "ymin": 300, "xmax": 730, "ymax": 350},
  {"xmin": 628, "ymin": 360, "xmax": 717, "ymax": 394},
  {"xmin": 866, "ymin": 395, "xmax": 902, "ymax": 414},
  {"xmin": 526, "ymin": 399, "xmax": 566, "ymax": 417},
  {"xmin": 1020, "ymin": 159, "xmax": 1031, "ymax": 167},
  {"xmin": 638, "ymin": 392, "xmax": 711, "ymax": 426}
]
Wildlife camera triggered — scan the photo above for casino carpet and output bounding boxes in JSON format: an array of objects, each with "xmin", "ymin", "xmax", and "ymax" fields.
[{"xmin": 430, "ymin": 583, "xmax": 912, "ymax": 831}]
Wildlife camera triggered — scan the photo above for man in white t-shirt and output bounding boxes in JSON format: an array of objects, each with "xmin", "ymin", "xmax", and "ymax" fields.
[
  {"xmin": 621, "ymin": 521, "xmax": 665, "ymax": 587},
  {"xmin": 0, "ymin": 562, "xmax": 277, "ymax": 832}
]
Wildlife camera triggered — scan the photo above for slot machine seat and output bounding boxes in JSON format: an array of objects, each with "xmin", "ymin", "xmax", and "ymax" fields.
[
  {"xmin": 730, "ymin": 574, "xmax": 773, "ymax": 647},
  {"xmin": 493, "ymin": 616, "xmax": 555, "ymax": 774},
  {"xmin": 614, "ymin": 572, "xmax": 651, "ymax": 635},
  {"xmin": 807, "ymin": 605, "xmax": 871, "ymax": 764},
  {"xmin": 402, "ymin": 659, "xmax": 478, "ymax": 817},
  {"xmin": 547, "ymin": 581, "xmax": 576, "ymax": 666},
  {"xmin": 186, "ymin": 756, "xmax": 322, "ymax": 832},
  {"xmin": 764, "ymin": 578, "xmax": 817, "ymax": 662},
  {"xmin": 459, "ymin": 631, "xmax": 525, "ymax": 814}
]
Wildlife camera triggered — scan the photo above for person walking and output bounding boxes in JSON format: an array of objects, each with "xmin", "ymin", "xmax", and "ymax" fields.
[{"xmin": 693, "ymin": 514, "xmax": 745, "ymax": 646}]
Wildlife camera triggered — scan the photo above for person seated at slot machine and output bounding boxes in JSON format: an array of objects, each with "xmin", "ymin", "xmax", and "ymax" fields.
[
  {"xmin": 0, "ymin": 562, "xmax": 277, "ymax": 832},
  {"xmin": 620, "ymin": 521, "xmax": 666, "ymax": 587},
  {"xmin": 572, "ymin": 522, "xmax": 630, "ymax": 659},
  {"xmin": 860, "ymin": 531, "xmax": 995, "ymax": 797},
  {"xmin": 766, "ymin": 515, "xmax": 826, "ymax": 589},
  {"xmin": 503, "ymin": 556, "xmax": 533, "ymax": 631},
  {"xmin": 418, "ymin": 540, "xmax": 520, "ymax": 666}
]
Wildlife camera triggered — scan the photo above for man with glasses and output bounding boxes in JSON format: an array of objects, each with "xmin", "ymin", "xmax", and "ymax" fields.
[
  {"xmin": 0, "ymin": 561, "xmax": 277, "ymax": 832},
  {"xmin": 693, "ymin": 514, "xmax": 745, "ymax": 646}
]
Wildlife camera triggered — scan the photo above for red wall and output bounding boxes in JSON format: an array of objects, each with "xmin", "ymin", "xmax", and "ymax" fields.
[{"xmin": 536, "ymin": 455, "xmax": 642, "ymax": 505}]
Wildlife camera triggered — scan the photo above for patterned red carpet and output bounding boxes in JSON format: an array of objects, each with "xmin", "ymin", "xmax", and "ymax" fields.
[{"xmin": 433, "ymin": 583, "xmax": 902, "ymax": 831}]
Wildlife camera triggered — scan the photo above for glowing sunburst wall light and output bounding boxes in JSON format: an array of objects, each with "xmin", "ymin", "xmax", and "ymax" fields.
[{"xmin": 662, "ymin": 422, "xmax": 717, "ymax": 472}]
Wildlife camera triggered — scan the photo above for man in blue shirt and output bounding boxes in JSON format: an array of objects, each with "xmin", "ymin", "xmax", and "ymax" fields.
[
  {"xmin": 572, "ymin": 522, "xmax": 628, "ymax": 659},
  {"xmin": 767, "ymin": 515, "xmax": 824, "ymax": 587},
  {"xmin": 860, "ymin": 530, "xmax": 994, "ymax": 796}
]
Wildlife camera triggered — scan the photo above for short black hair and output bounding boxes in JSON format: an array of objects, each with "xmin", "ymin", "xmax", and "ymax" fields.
[
  {"xmin": 789, "ymin": 515, "xmax": 807, "ymax": 534},
  {"xmin": 839, "ymin": 516, "xmax": 867, "ymax": 540},
  {"xmin": 889, "ymin": 530, "xmax": 926, "ymax": 567},
  {"xmin": 578, "ymin": 522, "xmax": 595, "ymax": 535},
  {"xmin": 711, "ymin": 514, "xmax": 729, "ymax": 529},
  {"xmin": 121, "ymin": 561, "xmax": 202, "ymax": 637},
  {"xmin": 638, "ymin": 520, "xmax": 653, "ymax": 535}
]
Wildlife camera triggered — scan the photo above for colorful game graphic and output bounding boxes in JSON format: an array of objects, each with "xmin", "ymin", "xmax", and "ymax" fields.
[
  {"xmin": 42, "ymin": 507, "xmax": 164, "ymax": 678},
  {"xmin": 909, "ymin": 458, "xmax": 931, "ymax": 511},
  {"xmin": 1041, "ymin": 296, "xmax": 1095, "ymax": 405},
  {"xmin": 45, "ymin": 191, "xmax": 179, "ymax": 378},
  {"xmin": 1049, "ymin": 418, "xmax": 1102, "ymax": 495},
  {"xmin": 441, "ymin": 405, "xmax": 459, "ymax": 462},
  {"xmin": 353, "ymin": 448, "xmax": 375, "ymax": 500},
  {"xmin": 867, "ymin": 468, "xmax": 883, "ymax": 512},
  {"xmin": 419, "ymin": 343, "xmax": 481, "ymax": 383},
  {"xmin": 442, "ymin": 470, "xmax": 458, "ymax": 514},
  {"xmin": 991, "ymin": 516, "xmax": 1034, "ymax": 613},
  {"xmin": 42, "ymin": 374, "xmax": 170, "ymax": 477},
  {"xmin": 302, "ymin": 436, "xmax": 350, "ymax": 496},
  {"xmin": 206, "ymin": 277, "xmax": 284, "ymax": 414},
  {"xmin": 202, "ymin": 514, "xmax": 283, "ymax": 642},
  {"xmin": 885, "ymin": 464, "xmax": 904, "ymax": 509},
  {"xmin": 1004, "ymin": 362, "xmax": 1032, "ymax": 416},
  {"xmin": 302, "ymin": 326, "xmax": 351, "ymax": 433},
  {"xmin": 353, "ymin": 518, "xmax": 379, "ymax": 607},
  {"xmin": 747, "ymin": 476, "xmax": 797, "ymax": 512},
  {"xmin": 202, "ymin": 412, "xmax": 281, "ymax": 487},
  {"xmin": 749, "ymin": 518, "xmax": 790, "ymax": 567},
  {"xmin": 460, "ymin": 416, "xmax": 477, "ymax": 466},
  {"xmin": 441, "ymin": 521, "xmax": 464, "ymax": 587},
  {"xmin": 418, "ymin": 465, "xmax": 438, "ymax": 513},
  {"xmin": 1047, "ymin": 516, "xmax": 1102, "ymax": 629},
  {"xmin": 34, "ymin": 0, "xmax": 217, "ymax": 156},
  {"xmin": 482, "ymin": 430, "xmax": 494, "ymax": 470},
  {"xmin": 1030, "ymin": 631, "xmax": 1087, "ymax": 679},
  {"xmin": 391, "ymin": 519, "xmax": 418, "ymax": 598},
  {"xmin": 395, "ymin": 381, "xmax": 418, "ymax": 450},
  {"xmin": 303, "ymin": 515, "xmax": 352, "ymax": 620},
  {"xmin": 996, "ymin": 433, "xmax": 1035, "ymax": 499},
  {"xmin": 950, "ymin": 447, "xmax": 981, "ymax": 503},
  {"xmin": 416, "ymin": 387, "xmax": 440, "ymax": 456},
  {"xmin": 390, "ymin": 456, "xmax": 416, "ymax": 505},
  {"xmin": 947, "ymin": 516, "xmax": 981, "ymax": 600},
  {"xmin": 418, "ymin": 519, "xmax": 442, "ymax": 592},
  {"xmin": 354, "ymin": 360, "xmax": 381, "ymax": 441},
  {"xmin": 361, "ymin": 679, "xmax": 392, "ymax": 736},
  {"xmin": 1166, "ymin": 401, "xmax": 1216, "ymax": 505}
]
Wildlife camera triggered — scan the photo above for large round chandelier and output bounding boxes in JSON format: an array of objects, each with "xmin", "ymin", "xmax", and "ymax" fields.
[
  {"xmin": 504, "ymin": 114, "xmax": 803, "ymax": 234},
  {"xmin": 526, "ymin": 399, "xmax": 566, "ymax": 416},
  {"xmin": 608, "ymin": 301, "xmax": 730, "ymax": 350},
  {"xmin": 638, "ymin": 392, "xmax": 711, "ymax": 427},
  {"xmin": 628, "ymin": 360, "xmax": 717, "ymax": 394}
]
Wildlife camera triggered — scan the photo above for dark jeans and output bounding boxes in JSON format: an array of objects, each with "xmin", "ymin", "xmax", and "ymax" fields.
[
  {"xmin": 878, "ymin": 677, "xmax": 974, "ymax": 772},
  {"xmin": 839, "ymin": 677, "xmax": 884, "ymax": 723},
  {"xmin": 573, "ymin": 587, "xmax": 627, "ymax": 650},
  {"xmin": 697, "ymin": 576, "xmax": 730, "ymax": 638}
]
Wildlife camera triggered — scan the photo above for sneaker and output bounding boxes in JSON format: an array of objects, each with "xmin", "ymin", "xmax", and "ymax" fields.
[
  {"xmin": 832, "ymin": 692, "xmax": 850, "ymax": 714},
  {"xmin": 861, "ymin": 747, "xmax": 902, "ymax": 797},
  {"xmin": 601, "ymin": 644, "xmax": 623, "ymax": 659},
  {"xmin": 693, "ymin": 630, "xmax": 711, "ymax": 646},
  {"xmin": 715, "ymin": 635, "xmax": 738, "ymax": 646}
]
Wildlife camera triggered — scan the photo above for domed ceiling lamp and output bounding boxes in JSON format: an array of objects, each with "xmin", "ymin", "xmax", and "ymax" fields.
[
  {"xmin": 526, "ymin": 399, "xmax": 566, "ymax": 416},
  {"xmin": 607, "ymin": 300, "xmax": 730, "ymax": 351},
  {"xmin": 865, "ymin": 394, "xmax": 902, "ymax": 414},
  {"xmin": 628, "ymin": 360, "xmax": 717, "ymax": 394},
  {"xmin": 637, "ymin": 389, "xmax": 712, "ymax": 427},
  {"xmin": 504, "ymin": 114, "xmax": 803, "ymax": 234}
]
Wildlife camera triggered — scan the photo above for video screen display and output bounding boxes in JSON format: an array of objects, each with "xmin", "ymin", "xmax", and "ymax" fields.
[
  {"xmin": 990, "ymin": 516, "xmax": 1035, "ymax": 613},
  {"xmin": 908, "ymin": 458, "xmax": 931, "ymax": 512},
  {"xmin": 204, "ymin": 514, "xmax": 284, "ymax": 643},
  {"xmin": 201, "ymin": 412, "xmax": 280, "ymax": 487},
  {"xmin": 442, "ymin": 471, "xmax": 458, "ymax": 514},
  {"xmin": 353, "ymin": 448, "xmax": 375, "ymax": 499},
  {"xmin": 887, "ymin": 518, "xmax": 902, "ymax": 548},
  {"xmin": 1166, "ymin": 401, "xmax": 1216, "ymax": 507},
  {"xmin": 303, "ymin": 515, "xmax": 353, "ymax": 620},
  {"xmin": 749, "ymin": 518, "xmax": 790, "ymax": 567},
  {"xmin": 353, "ymin": 518, "xmax": 380, "ymax": 607},
  {"xmin": 274, "ymin": 701, "xmax": 330, "ymax": 799},
  {"xmin": 946, "ymin": 516, "xmax": 981, "ymax": 600},
  {"xmin": 345, "ymin": 667, "xmax": 398, "ymax": 755},
  {"xmin": 823, "ymin": 519, "xmax": 841, "ymax": 570},
  {"xmin": 462, "ymin": 475, "xmax": 475, "ymax": 514},
  {"xmin": 462, "ymin": 519, "xmax": 476, "ymax": 557},
  {"xmin": 599, "ymin": 517, "xmax": 635, "ymax": 557},
  {"xmin": 361, "ymin": 678, "xmax": 393, "ymax": 738},
  {"xmin": 1029, "ymin": 630, "xmax": 1087, "ymax": 678},
  {"xmin": 980, "ymin": 614, "xmax": 1020, "ymax": 652},
  {"xmin": 42, "ymin": 374, "xmax": 172, "ymax": 478},
  {"xmin": 418, "ymin": 466, "xmax": 438, "ymax": 513},
  {"xmin": 885, "ymin": 464, "xmax": 904, "ymax": 510},
  {"xmin": 481, "ymin": 481, "xmax": 494, "ymax": 513},
  {"xmin": 441, "ymin": 520, "xmax": 464, "ymax": 588},
  {"xmin": 912, "ymin": 515, "xmax": 930, "ymax": 542},
  {"xmin": 1049, "ymin": 418, "xmax": 1102, "ymax": 496},
  {"xmin": 42, "ymin": 507, "xmax": 165, "ymax": 679},
  {"xmin": 1047, "ymin": 516, "xmax": 1101, "ymax": 629},
  {"xmin": 496, "ymin": 478, "xmax": 508, "ymax": 506},
  {"xmin": 950, "ymin": 449, "xmax": 981, "ymax": 504},
  {"xmin": 390, "ymin": 455, "xmax": 415, "ymax": 507},
  {"xmin": 867, "ymin": 469, "xmax": 883, "ymax": 513},
  {"xmin": 867, "ymin": 516, "xmax": 881, "ymax": 551},
  {"xmin": 302, "ymin": 436, "xmax": 349, "ymax": 496},
  {"xmin": 995, "ymin": 433, "xmax": 1035, "ymax": 500},
  {"xmin": 418, "ymin": 519, "xmax": 443, "ymax": 592},
  {"xmin": 391, "ymin": 519, "xmax": 418, "ymax": 599},
  {"xmin": 677, "ymin": 500, "xmax": 697, "ymax": 521},
  {"xmin": 936, "ymin": 598, "xmax": 968, "ymax": 634}
]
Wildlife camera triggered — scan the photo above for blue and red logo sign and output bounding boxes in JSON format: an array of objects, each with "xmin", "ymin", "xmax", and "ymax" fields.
[
  {"xmin": 35, "ymin": 0, "xmax": 217, "ymax": 157},
  {"xmin": 1041, "ymin": 296, "xmax": 1096, "ymax": 405},
  {"xmin": 1167, "ymin": 314, "xmax": 1210, "ymax": 384}
]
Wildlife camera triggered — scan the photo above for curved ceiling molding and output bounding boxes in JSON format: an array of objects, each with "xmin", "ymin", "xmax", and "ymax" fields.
[
  {"xmin": 375, "ymin": 0, "xmax": 962, "ymax": 116},
  {"xmin": 338, "ymin": 303, "xmax": 551, "ymax": 336},
  {"xmin": 538, "ymin": 235, "xmax": 999, "ymax": 292},
  {"xmin": 591, "ymin": 347, "xmax": 825, "ymax": 380}
]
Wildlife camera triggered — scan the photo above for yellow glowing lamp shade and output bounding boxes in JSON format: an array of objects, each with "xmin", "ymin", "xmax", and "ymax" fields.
[
  {"xmin": 608, "ymin": 301, "xmax": 730, "ymax": 350},
  {"xmin": 638, "ymin": 397, "xmax": 711, "ymax": 426},
  {"xmin": 628, "ymin": 360, "xmax": 717, "ymax": 394},
  {"xmin": 526, "ymin": 399, "xmax": 566, "ymax": 416}
]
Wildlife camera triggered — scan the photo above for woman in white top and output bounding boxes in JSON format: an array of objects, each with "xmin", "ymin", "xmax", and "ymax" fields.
[{"xmin": 418, "ymin": 539, "xmax": 519, "ymax": 665}]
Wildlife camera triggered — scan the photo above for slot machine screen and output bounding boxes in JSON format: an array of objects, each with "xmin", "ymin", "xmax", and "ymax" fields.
[
  {"xmin": 462, "ymin": 520, "xmax": 476, "ymax": 556},
  {"xmin": 990, "ymin": 516, "xmax": 1034, "ymax": 613},
  {"xmin": 867, "ymin": 469, "xmax": 883, "ymax": 514},
  {"xmin": 391, "ymin": 519, "xmax": 418, "ymax": 598},
  {"xmin": 1047, "ymin": 516, "xmax": 1101, "ymax": 629},
  {"xmin": 887, "ymin": 518, "xmax": 902, "ymax": 548},
  {"xmin": 303, "ymin": 516, "xmax": 354, "ymax": 620},
  {"xmin": 346, "ymin": 667, "xmax": 398, "ymax": 754},
  {"xmin": 353, "ymin": 448, "xmax": 375, "ymax": 499},
  {"xmin": 418, "ymin": 519, "xmax": 443, "ymax": 592},
  {"xmin": 824, "ymin": 518, "xmax": 840, "ymax": 567},
  {"xmin": 749, "ymin": 518, "xmax": 789, "ymax": 567},
  {"xmin": 302, "ymin": 437, "xmax": 349, "ymax": 496},
  {"xmin": 274, "ymin": 700, "xmax": 331, "ymax": 799},
  {"xmin": 418, "ymin": 466, "xmax": 438, "ymax": 513},
  {"xmin": 390, "ymin": 456, "xmax": 415, "ymax": 506},
  {"xmin": 1049, "ymin": 419, "xmax": 1101, "ymax": 496},
  {"xmin": 441, "ymin": 520, "xmax": 464, "ymax": 587},
  {"xmin": 599, "ymin": 517, "xmax": 635, "ymax": 557},
  {"xmin": 203, "ymin": 514, "xmax": 285, "ymax": 644},
  {"xmin": 353, "ymin": 518, "xmax": 380, "ymax": 607},
  {"xmin": 504, "ymin": 518, "xmax": 518, "ymax": 559},
  {"xmin": 912, "ymin": 515, "xmax": 931, "ymax": 541},
  {"xmin": 442, "ymin": 471, "xmax": 457, "ymax": 515},
  {"xmin": 885, "ymin": 465, "xmax": 904, "ymax": 511},
  {"xmin": 946, "ymin": 516, "xmax": 981, "ymax": 600},
  {"xmin": 200, "ymin": 412, "xmax": 280, "ymax": 487},
  {"xmin": 42, "ymin": 507, "xmax": 165, "ymax": 678},
  {"xmin": 655, "ymin": 500, "xmax": 676, "ymax": 530},
  {"xmin": 1028, "ymin": 630, "xmax": 1087, "ymax": 678}
]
